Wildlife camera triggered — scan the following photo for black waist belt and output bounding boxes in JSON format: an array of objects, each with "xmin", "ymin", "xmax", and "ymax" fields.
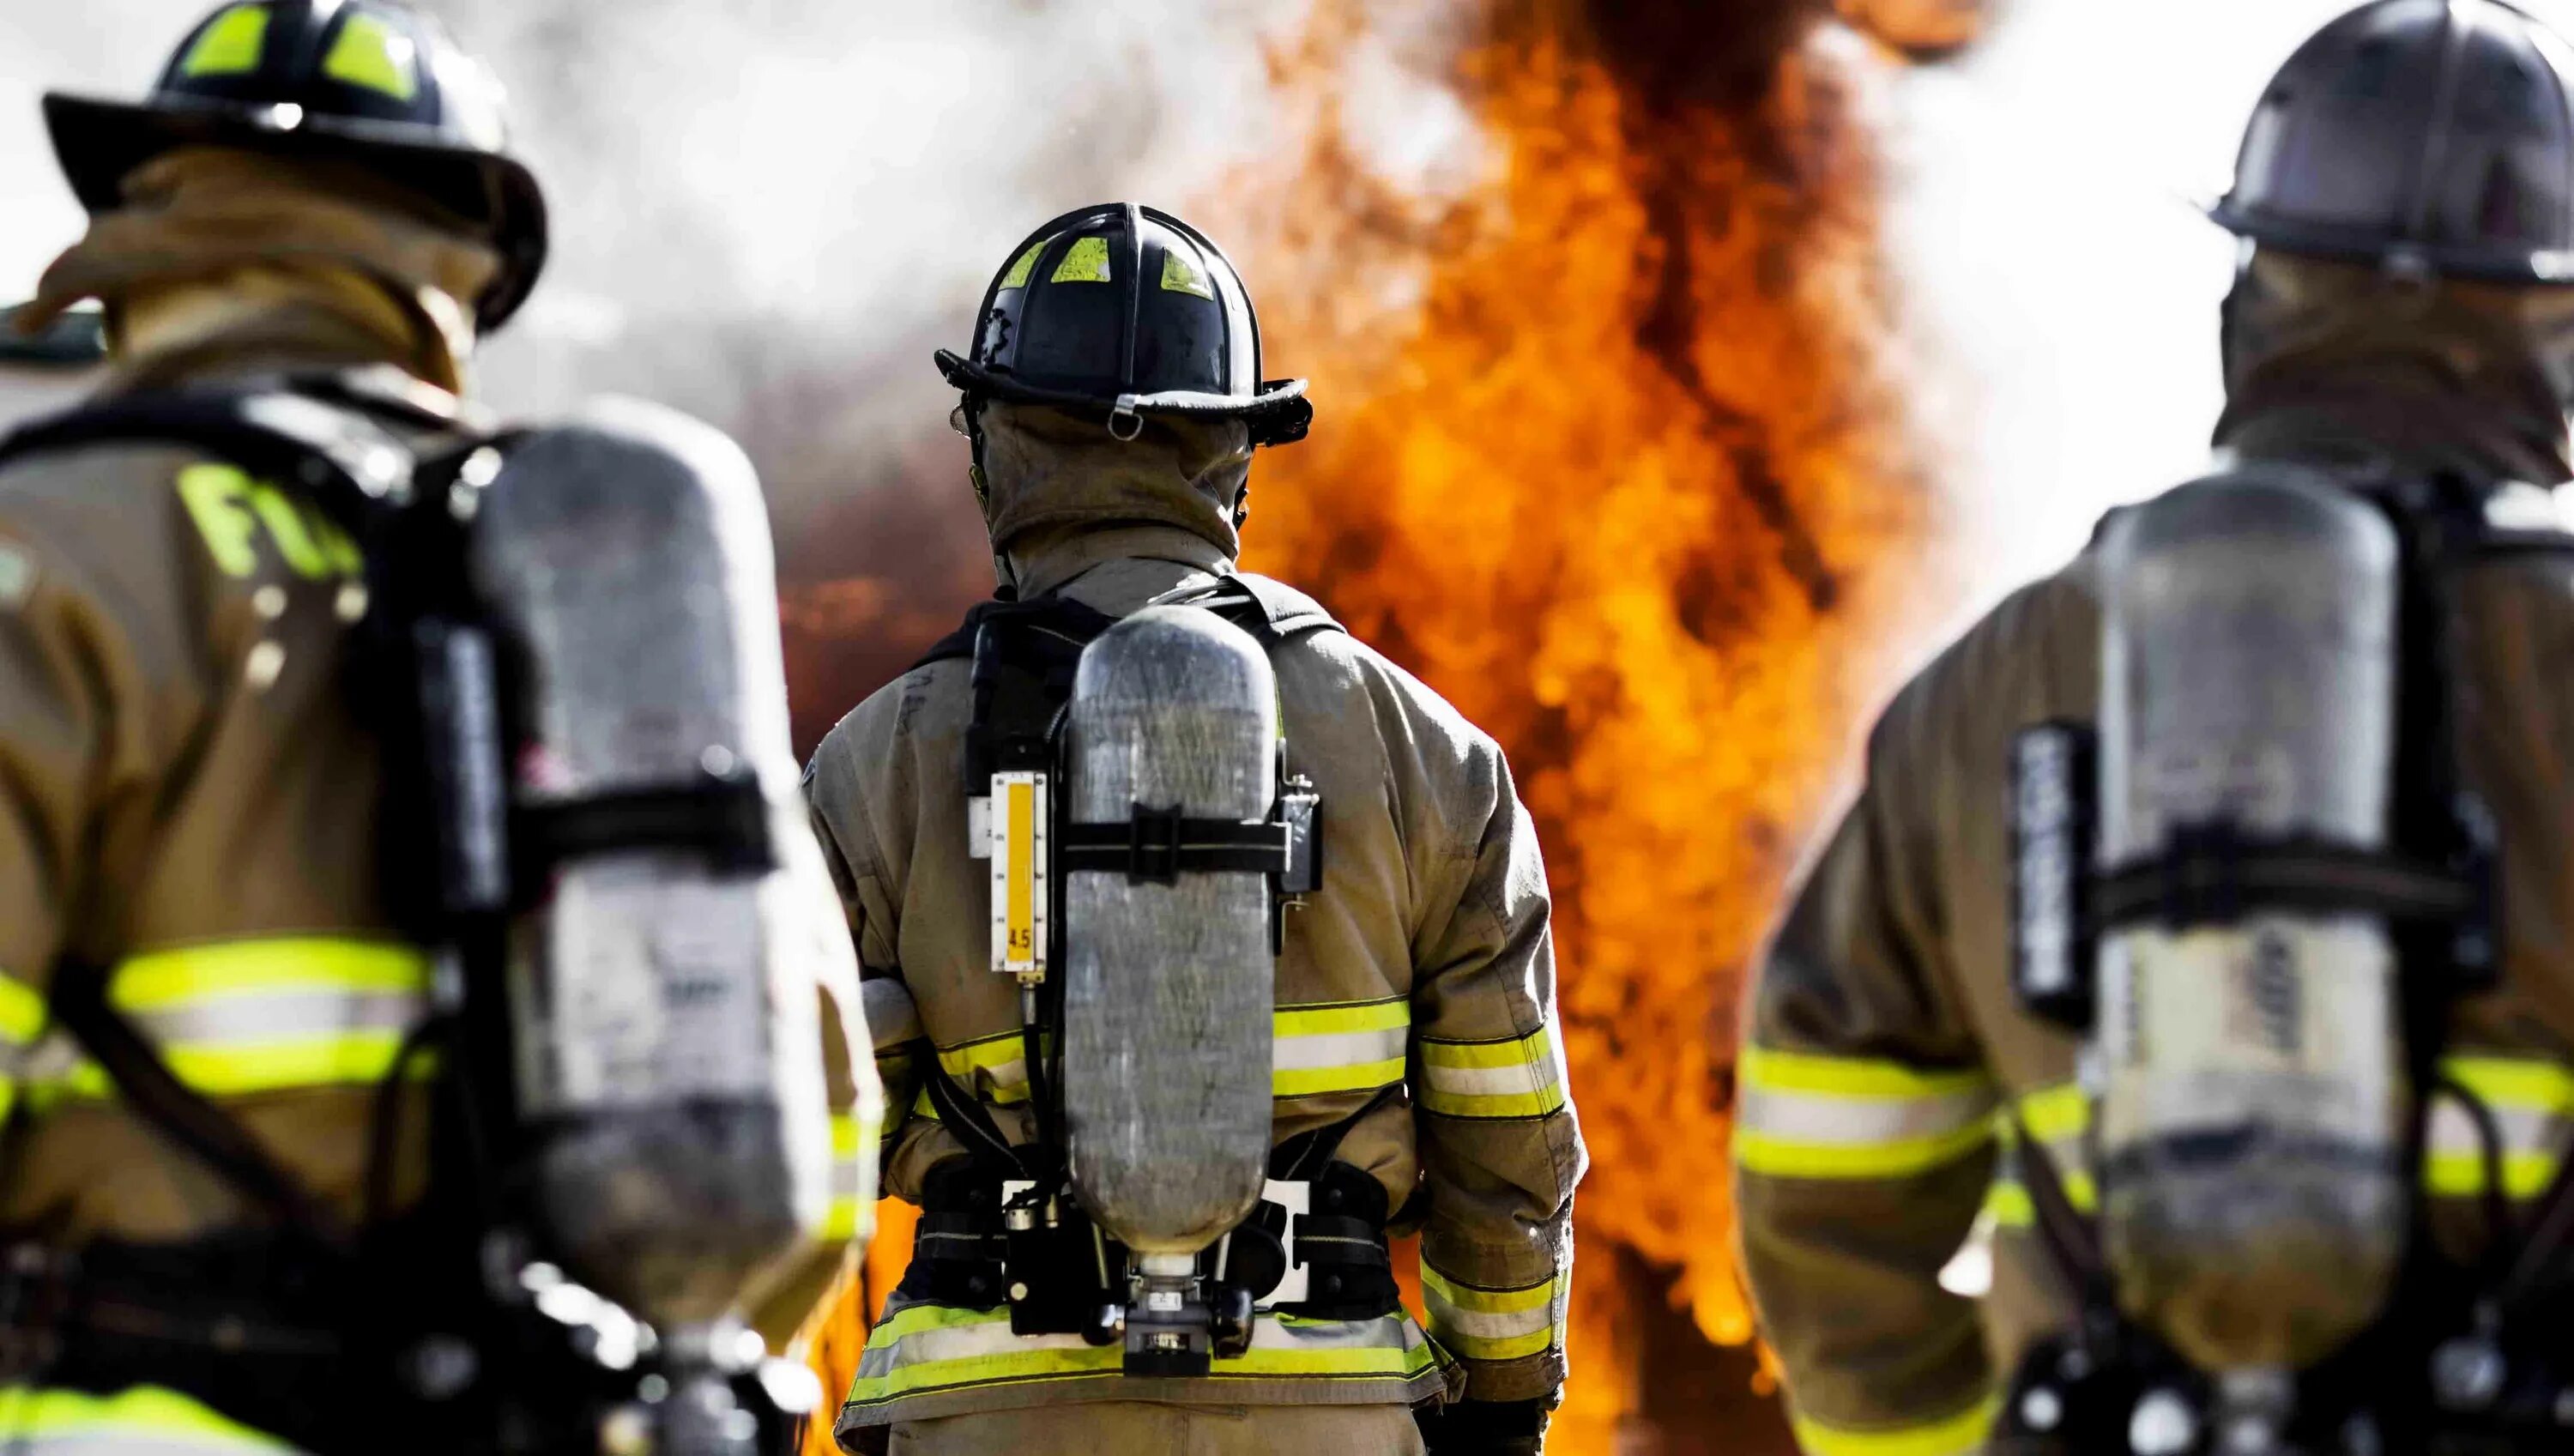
[
  {"xmin": 0, "ymin": 1230, "xmax": 631, "ymax": 1456},
  {"xmin": 906, "ymin": 1158, "xmax": 1401, "ymax": 1324}
]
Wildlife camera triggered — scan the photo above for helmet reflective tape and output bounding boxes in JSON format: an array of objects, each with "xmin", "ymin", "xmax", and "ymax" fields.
[
  {"xmin": 997, "ymin": 239, "xmax": 1048, "ymax": 291},
  {"xmin": 178, "ymin": 6, "xmax": 270, "ymax": 78},
  {"xmin": 1416, "ymin": 1028, "xmax": 1569, "ymax": 1121},
  {"xmin": 1160, "ymin": 249, "xmax": 1216, "ymax": 300},
  {"xmin": 322, "ymin": 12, "xmax": 422, "ymax": 103},
  {"xmin": 1417, "ymin": 1264, "xmax": 1564, "ymax": 1363},
  {"xmin": 1049, "ymin": 236, "xmax": 1114, "ymax": 284},
  {"xmin": 0, "ymin": 1385, "xmax": 294, "ymax": 1454},
  {"xmin": 843, "ymin": 1299, "xmax": 1439, "ymax": 1411}
]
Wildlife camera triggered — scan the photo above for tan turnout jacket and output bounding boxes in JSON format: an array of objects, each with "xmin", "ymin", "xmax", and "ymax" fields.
[
  {"xmin": 0, "ymin": 334, "xmax": 868, "ymax": 1349},
  {"xmin": 807, "ymin": 498, "xmax": 1584, "ymax": 1433},
  {"xmin": 1737, "ymin": 402, "xmax": 2574, "ymax": 1456}
]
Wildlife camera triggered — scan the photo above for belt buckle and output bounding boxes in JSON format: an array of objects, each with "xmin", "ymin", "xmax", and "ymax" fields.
[{"xmin": 1257, "ymin": 1180, "xmax": 1311, "ymax": 1310}]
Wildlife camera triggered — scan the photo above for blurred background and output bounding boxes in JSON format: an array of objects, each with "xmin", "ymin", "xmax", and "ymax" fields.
[{"xmin": 0, "ymin": 0, "xmax": 2517, "ymax": 1451}]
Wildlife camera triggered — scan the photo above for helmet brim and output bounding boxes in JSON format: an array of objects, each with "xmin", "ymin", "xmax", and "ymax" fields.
[
  {"xmin": 2208, "ymin": 193, "xmax": 2574, "ymax": 286},
  {"xmin": 936, "ymin": 348, "xmax": 1313, "ymax": 447},
  {"xmin": 43, "ymin": 91, "xmax": 549, "ymax": 332}
]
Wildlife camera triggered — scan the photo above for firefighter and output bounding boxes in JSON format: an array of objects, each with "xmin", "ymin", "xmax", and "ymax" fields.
[
  {"xmin": 1735, "ymin": 2, "xmax": 2574, "ymax": 1453},
  {"xmin": 0, "ymin": 3, "xmax": 872, "ymax": 1453},
  {"xmin": 804, "ymin": 203, "xmax": 1585, "ymax": 1456}
]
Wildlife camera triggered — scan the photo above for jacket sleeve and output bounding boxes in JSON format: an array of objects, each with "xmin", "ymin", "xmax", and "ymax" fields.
[
  {"xmin": 1405, "ymin": 728, "xmax": 1586, "ymax": 1405},
  {"xmin": 802, "ymin": 756, "xmax": 926, "ymax": 1173},
  {"xmin": 1734, "ymin": 699, "xmax": 1999, "ymax": 1456}
]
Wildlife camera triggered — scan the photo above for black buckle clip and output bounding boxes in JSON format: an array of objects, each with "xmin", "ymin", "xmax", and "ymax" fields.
[{"xmin": 1126, "ymin": 802, "xmax": 1185, "ymax": 885}]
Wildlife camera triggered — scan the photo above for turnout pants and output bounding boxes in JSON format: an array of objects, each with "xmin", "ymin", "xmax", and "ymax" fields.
[{"xmin": 886, "ymin": 1400, "xmax": 1426, "ymax": 1456}]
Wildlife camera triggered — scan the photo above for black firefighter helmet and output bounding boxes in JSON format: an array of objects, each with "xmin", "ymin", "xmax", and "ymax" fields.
[
  {"xmin": 43, "ymin": 0, "xmax": 548, "ymax": 331},
  {"xmin": 937, "ymin": 203, "xmax": 1313, "ymax": 449},
  {"xmin": 2211, "ymin": 0, "xmax": 2574, "ymax": 282}
]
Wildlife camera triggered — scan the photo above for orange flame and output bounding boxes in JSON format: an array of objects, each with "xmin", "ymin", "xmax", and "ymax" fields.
[
  {"xmin": 795, "ymin": 2, "xmax": 1971, "ymax": 1449},
  {"xmin": 1218, "ymin": 0, "xmax": 1953, "ymax": 1447}
]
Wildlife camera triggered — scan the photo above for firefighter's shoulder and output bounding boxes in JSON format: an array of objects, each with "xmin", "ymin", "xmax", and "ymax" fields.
[
  {"xmin": 1272, "ymin": 623, "xmax": 1514, "ymax": 783},
  {"xmin": 1866, "ymin": 565, "xmax": 2097, "ymax": 782},
  {"xmin": 0, "ymin": 431, "xmax": 233, "ymax": 579}
]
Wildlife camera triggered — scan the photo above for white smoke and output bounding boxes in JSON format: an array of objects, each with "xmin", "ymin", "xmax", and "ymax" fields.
[
  {"xmin": 1888, "ymin": 0, "xmax": 2574, "ymax": 619},
  {"xmin": 0, "ymin": 0, "xmax": 1313, "ymax": 517}
]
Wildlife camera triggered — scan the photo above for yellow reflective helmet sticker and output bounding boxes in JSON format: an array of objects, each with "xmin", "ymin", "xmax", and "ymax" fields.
[
  {"xmin": 1160, "ymin": 249, "xmax": 1216, "ymax": 300},
  {"xmin": 178, "ymin": 5, "xmax": 270, "ymax": 78},
  {"xmin": 1050, "ymin": 237, "xmax": 1113, "ymax": 284},
  {"xmin": 997, "ymin": 239, "xmax": 1049, "ymax": 290},
  {"xmin": 323, "ymin": 12, "xmax": 421, "ymax": 103}
]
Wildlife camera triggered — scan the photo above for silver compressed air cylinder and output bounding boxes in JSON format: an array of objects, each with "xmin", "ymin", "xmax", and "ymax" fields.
[
  {"xmin": 471, "ymin": 398, "xmax": 847, "ymax": 1328},
  {"xmin": 2094, "ymin": 471, "xmax": 2408, "ymax": 1374},
  {"xmin": 1063, "ymin": 606, "xmax": 1278, "ymax": 1258}
]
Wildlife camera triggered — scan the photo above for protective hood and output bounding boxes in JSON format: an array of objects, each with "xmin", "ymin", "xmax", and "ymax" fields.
[
  {"xmin": 2218, "ymin": 248, "xmax": 2574, "ymax": 486},
  {"xmin": 16, "ymin": 146, "xmax": 498, "ymax": 395},
  {"xmin": 977, "ymin": 400, "xmax": 1254, "ymax": 563}
]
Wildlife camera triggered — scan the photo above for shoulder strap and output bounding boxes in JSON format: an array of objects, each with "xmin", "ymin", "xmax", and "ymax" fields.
[{"xmin": 0, "ymin": 381, "xmax": 423, "ymax": 534}]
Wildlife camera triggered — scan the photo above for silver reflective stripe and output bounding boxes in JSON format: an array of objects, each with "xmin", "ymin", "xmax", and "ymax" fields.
[
  {"xmin": 1737, "ymin": 1084, "xmax": 1997, "ymax": 1149},
  {"xmin": 861, "ymin": 978, "xmax": 921, "ymax": 1050},
  {"xmin": 1417, "ymin": 1296, "xmax": 1551, "ymax": 1344},
  {"xmin": 1273, "ymin": 1025, "xmax": 1406, "ymax": 1073},
  {"xmin": 1419, "ymin": 1060, "xmax": 1556, "ymax": 1098},
  {"xmin": 861, "ymin": 1316, "xmax": 1091, "ymax": 1376},
  {"xmin": 125, "ymin": 988, "xmax": 421, "ymax": 1046}
]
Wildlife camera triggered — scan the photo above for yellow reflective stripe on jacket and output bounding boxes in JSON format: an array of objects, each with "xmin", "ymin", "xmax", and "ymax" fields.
[
  {"xmin": 46, "ymin": 939, "xmax": 431, "ymax": 1102},
  {"xmin": 1272, "ymin": 998, "xmax": 1407, "ymax": 1098},
  {"xmin": 923, "ymin": 998, "xmax": 1415, "ymax": 1114},
  {"xmin": 1791, "ymin": 1395, "xmax": 1999, "ymax": 1456},
  {"xmin": 936, "ymin": 1032, "xmax": 1030, "ymax": 1106},
  {"xmin": 1735, "ymin": 1046, "xmax": 1997, "ymax": 1180},
  {"xmin": 1984, "ymin": 1054, "xmax": 2574, "ymax": 1223},
  {"xmin": 0, "ymin": 972, "xmax": 41, "ymax": 1127},
  {"xmin": 1417, "ymin": 1028, "xmax": 1565, "ymax": 1120},
  {"xmin": 0, "ymin": 1384, "xmax": 296, "ymax": 1454},
  {"xmin": 2016, "ymin": 1081, "xmax": 2088, "ymax": 1145},
  {"xmin": 825, "ymin": 1109, "xmax": 875, "ymax": 1242},
  {"xmin": 2429, "ymin": 1054, "xmax": 2574, "ymax": 1199},
  {"xmin": 1419, "ymin": 1264, "xmax": 1562, "ymax": 1362},
  {"xmin": 1983, "ymin": 1080, "xmax": 2096, "ymax": 1225},
  {"xmin": 844, "ymin": 1301, "xmax": 1437, "ymax": 1411}
]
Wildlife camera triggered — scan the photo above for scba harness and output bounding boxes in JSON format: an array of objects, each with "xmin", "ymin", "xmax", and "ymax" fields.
[
  {"xmin": 1997, "ymin": 471, "xmax": 2574, "ymax": 1456},
  {"xmin": 0, "ymin": 376, "xmax": 806, "ymax": 1456},
  {"xmin": 901, "ymin": 579, "xmax": 1404, "ymax": 1376}
]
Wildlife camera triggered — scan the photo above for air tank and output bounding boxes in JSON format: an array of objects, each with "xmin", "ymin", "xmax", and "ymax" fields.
[
  {"xmin": 2094, "ymin": 471, "xmax": 2408, "ymax": 1373},
  {"xmin": 471, "ymin": 399, "xmax": 846, "ymax": 1330},
  {"xmin": 1061, "ymin": 606, "xmax": 1277, "ymax": 1257}
]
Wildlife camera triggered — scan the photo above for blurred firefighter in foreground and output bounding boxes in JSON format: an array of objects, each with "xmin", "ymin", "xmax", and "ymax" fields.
[
  {"xmin": 0, "ymin": 3, "xmax": 877, "ymax": 1453},
  {"xmin": 804, "ymin": 203, "xmax": 1584, "ymax": 1456},
  {"xmin": 1737, "ymin": 2, "xmax": 2574, "ymax": 1453}
]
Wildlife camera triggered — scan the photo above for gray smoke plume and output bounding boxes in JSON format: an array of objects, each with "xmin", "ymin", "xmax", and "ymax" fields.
[{"xmin": 0, "ymin": 0, "xmax": 1314, "ymax": 738}]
